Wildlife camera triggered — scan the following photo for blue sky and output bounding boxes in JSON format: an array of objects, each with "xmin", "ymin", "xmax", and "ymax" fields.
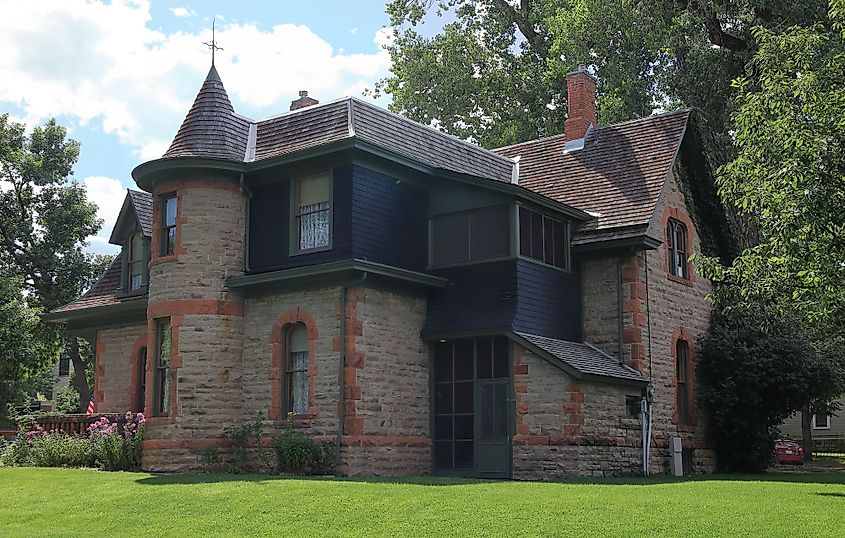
[{"xmin": 0, "ymin": 1, "xmax": 394, "ymax": 253}]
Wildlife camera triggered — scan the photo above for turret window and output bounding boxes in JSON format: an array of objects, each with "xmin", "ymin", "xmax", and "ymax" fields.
[{"xmin": 161, "ymin": 194, "xmax": 178, "ymax": 256}]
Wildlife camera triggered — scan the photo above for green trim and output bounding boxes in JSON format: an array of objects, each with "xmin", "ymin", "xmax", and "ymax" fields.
[
  {"xmin": 505, "ymin": 331, "xmax": 648, "ymax": 388},
  {"xmin": 132, "ymin": 157, "xmax": 246, "ymax": 191},
  {"xmin": 42, "ymin": 297, "xmax": 148, "ymax": 325},
  {"xmin": 573, "ymin": 234, "xmax": 662, "ymax": 256},
  {"xmin": 227, "ymin": 259, "xmax": 449, "ymax": 290}
]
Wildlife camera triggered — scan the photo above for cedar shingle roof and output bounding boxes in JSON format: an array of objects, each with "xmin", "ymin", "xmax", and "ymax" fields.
[
  {"xmin": 516, "ymin": 332, "xmax": 645, "ymax": 382},
  {"xmin": 49, "ymin": 258, "xmax": 140, "ymax": 314},
  {"xmin": 127, "ymin": 190, "xmax": 153, "ymax": 236},
  {"xmin": 163, "ymin": 66, "xmax": 251, "ymax": 161},
  {"xmin": 496, "ymin": 110, "xmax": 689, "ymax": 243}
]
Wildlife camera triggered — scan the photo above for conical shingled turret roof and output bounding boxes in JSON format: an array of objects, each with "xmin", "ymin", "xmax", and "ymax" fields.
[{"xmin": 163, "ymin": 65, "xmax": 251, "ymax": 161}]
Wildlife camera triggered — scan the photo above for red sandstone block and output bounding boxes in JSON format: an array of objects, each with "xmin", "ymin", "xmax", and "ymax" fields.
[
  {"xmin": 564, "ymin": 424, "xmax": 581, "ymax": 436},
  {"xmin": 345, "ymin": 417, "xmax": 364, "ymax": 436},
  {"xmin": 563, "ymin": 403, "xmax": 578, "ymax": 414},
  {"xmin": 623, "ymin": 327, "xmax": 641, "ymax": 343},
  {"xmin": 344, "ymin": 367, "xmax": 356, "ymax": 385},
  {"xmin": 516, "ymin": 424, "xmax": 529, "ymax": 435},
  {"xmin": 570, "ymin": 413, "xmax": 584, "ymax": 425},
  {"xmin": 514, "ymin": 364, "xmax": 529, "ymax": 375},
  {"xmin": 332, "ymin": 336, "xmax": 340, "ymax": 352},
  {"xmin": 517, "ymin": 404, "xmax": 529, "ymax": 414},
  {"xmin": 565, "ymin": 383, "xmax": 580, "ymax": 392},
  {"xmin": 347, "ymin": 352, "xmax": 365, "ymax": 369},
  {"xmin": 515, "ymin": 383, "xmax": 528, "ymax": 393},
  {"xmin": 513, "ymin": 434, "xmax": 529, "ymax": 445},
  {"xmin": 570, "ymin": 392, "xmax": 584, "ymax": 403},
  {"xmin": 344, "ymin": 386, "xmax": 362, "ymax": 400},
  {"xmin": 630, "ymin": 282, "xmax": 646, "ymax": 300},
  {"xmin": 526, "ymin": 435, "xmax": 550, "ymax": 445},
  {"xmin": 621, "ymin": 265, "xmax": 640, "ymax": 283},
  {"xmin": 621, "ymin": 298, "xmax": 642, "ymax": 313}
]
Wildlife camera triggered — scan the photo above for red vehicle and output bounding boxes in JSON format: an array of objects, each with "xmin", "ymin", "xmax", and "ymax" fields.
[{"xmin": 774, "ymin": 439, "xmax": 804, "ymax": 464}]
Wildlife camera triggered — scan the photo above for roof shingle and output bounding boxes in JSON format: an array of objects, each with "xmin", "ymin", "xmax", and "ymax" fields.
[
  {"xmin": 516, "ymin": 332, "xmax": 645, "ymax": 382},
  {"xmin": 162, "ymin": 66, "xmax": 251, "ymax": 161},
  {"xmin": 127, "ymin": 190, "xmax": 153, "ymax": 236},
  {"xmin": 49, "ymin": 257, "xmax": 142, "ymax": 315},
  {"xmin": 496, "ymin": 110, "xmax": 689, "ymax": 242}
]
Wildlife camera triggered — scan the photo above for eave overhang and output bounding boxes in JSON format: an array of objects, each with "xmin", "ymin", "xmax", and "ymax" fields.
[
  {"xmin": 227, "ymin": 259, "xmax": 449, "ymax": 292},
  {"xmin": 42, "ymin": 296, "xmax": 148, "ymax": 328}
]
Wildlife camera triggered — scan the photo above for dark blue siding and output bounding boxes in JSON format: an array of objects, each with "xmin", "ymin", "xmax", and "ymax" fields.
[
  {"xmin": 423, "ymin": 260, "xmax": 517, "ymax": 336},
  {"xmin": 350, "ymin": 165, "xmax": 427, "ymax": 271},
  {"xmin": 513, "ymin": 259, "xmax": 581, "ymax": 341},
  {"xmin": 247, "ymin": 168, "xmax": 353, "ymax": 272}
]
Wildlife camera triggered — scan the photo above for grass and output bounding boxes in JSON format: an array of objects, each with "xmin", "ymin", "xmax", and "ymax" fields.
[{"xmin": 1, "ymin": 468, "xmax": 844, "ymax": 537}]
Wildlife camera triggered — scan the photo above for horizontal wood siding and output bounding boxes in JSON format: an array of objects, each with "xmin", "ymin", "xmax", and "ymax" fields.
[
  {"xmin": 423, "ymin": 260, "xmax": 517, "ymax": 336},
  {"xmin": 247, "ymin": 169, "xmax": 353, "ymax": 272},
  {"xmin": 350, "ymin": 165, "xmax": 427, "ymax": 271},
  {"xmin": 513, "ymin": 258, "xmax": 581, "ymax": 341}
]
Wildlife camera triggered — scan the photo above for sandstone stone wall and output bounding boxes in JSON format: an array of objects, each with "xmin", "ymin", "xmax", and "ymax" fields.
[
  {"xmin": 513, "ymin": 346, "xmax": 645, "ymax": 479},
  {"xmin": 94, "ymin": 324, "xmax": 147, "ymax": 413},
  {"xmin": 142, "ymin": 182, "xmax": 247, "ymax": 472},
  {"xmin": 643, "ymin": 169, "xmax": 715, "ymax": 474}
]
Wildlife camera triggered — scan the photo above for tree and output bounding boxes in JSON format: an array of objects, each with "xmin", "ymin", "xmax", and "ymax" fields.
[
  {"xmin": 0, "ymin": 275, "xmax": 56, "ymax": 427},
  {"xmin": 374, "ymin": 0, "xmax": 829, "ymax": 168},
  {"xmin": 697, "ymin": 2, "xmax": 845, "ymax": 332},
  {"xmin": 0, "ymin": 114, "xmax": 104, "ymax": 412},
  {"xmin": 697, "ymin": 310, "xmax": 844, "ymax": 472}
]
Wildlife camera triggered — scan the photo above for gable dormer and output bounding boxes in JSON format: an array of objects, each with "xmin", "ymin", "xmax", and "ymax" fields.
[{"xmin": 109, "ymin": 190, "xmax": 153, "ymax": 295}]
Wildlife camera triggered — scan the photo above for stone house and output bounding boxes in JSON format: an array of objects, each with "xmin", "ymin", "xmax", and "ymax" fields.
[{"xmin": 46, "ymin": 64, "xmax": 717, "ymax": 478}]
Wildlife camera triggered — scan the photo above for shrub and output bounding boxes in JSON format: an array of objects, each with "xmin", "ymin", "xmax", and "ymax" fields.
[
  {"xmin": 88, "ymin": 412, "xmax": 146, "ymax": 471},
  {"xmin": 200, "ymin": 445, "xmax": 221, "ymax": 472},
  {"xmin": 223, "ymin": 413, "xmax": 266, "ymax": 473},
  {"xmin": 29, "ymin": 432, "xmax": 94, "ymax": 468},
  {"xmin": 271, "ymin": 414, "xmax": 335, "ymax": 475}
]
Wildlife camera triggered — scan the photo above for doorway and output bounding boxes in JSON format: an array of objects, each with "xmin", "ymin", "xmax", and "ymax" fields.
[{"xmin": 432, "ymin": 336, "xmax": 512, "ymax": 478}]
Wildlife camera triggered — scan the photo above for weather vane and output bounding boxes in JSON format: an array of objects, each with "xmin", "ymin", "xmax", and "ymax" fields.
[{"xmin": 203, "ymin": 19, "xmax": 223, "ymax": 67}]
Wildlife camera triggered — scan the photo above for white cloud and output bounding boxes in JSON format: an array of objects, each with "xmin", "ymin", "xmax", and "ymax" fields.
[
  {"xmin": 170, "ymin": 6, "xmax": 195, "ymax": 18},
  {"xmin": 0, "ymin": 0, "xmax": 392, "ymax": 161},
  {"xmin": 348, "ymin": 27, "xmax": 358, "ymax": 35},
  {"xmin": 83, "ymin": 176, "xmax": 125, "ymax": 253}
]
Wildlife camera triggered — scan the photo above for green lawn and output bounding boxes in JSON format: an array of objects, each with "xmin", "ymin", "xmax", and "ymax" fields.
[{"xmin": 1, "ymin": 468, "xmax": 843, "ymax": 537}]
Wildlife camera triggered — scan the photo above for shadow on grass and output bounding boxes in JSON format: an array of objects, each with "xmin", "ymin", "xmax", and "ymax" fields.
[{"xmin": 134, "ymin": 470, "xmax": 845, "ymax": 487}]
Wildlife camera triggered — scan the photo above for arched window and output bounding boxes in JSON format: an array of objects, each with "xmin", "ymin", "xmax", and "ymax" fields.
[
  {"xmin": 285, "ymin": 324, "xmax": 309, "ymax": 416},
  {"xmin": 667, "ymin": 218, "xmax": 688, "ymax": 279},
  {"xmin": 676, "ymin": 339, "xmax": 691, "ymax": 425}
]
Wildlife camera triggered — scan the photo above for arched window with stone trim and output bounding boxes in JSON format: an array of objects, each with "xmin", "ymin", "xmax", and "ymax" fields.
[
  {"xmin": 285, "ymin": 324, "xmax": 309, "ymax": 416},
  {"xmin": 676, "ymin": 339, "xmax": 692, "ymax": 425},
  {"xmin": 667, "ymin": 218, "xmax": 688, "ymax": 279}
]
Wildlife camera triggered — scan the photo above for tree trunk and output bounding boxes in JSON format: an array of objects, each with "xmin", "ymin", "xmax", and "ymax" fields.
[
  {"xmin": 67, "ymin": 337, "xmax": 91, "ymax": 413},
  {"xmin": 801, "ymin": 403, "xmax": 813, "ymax": 462}
]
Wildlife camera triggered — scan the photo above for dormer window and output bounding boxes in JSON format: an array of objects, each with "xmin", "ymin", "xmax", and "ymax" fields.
[{"xmin": 128, "ymin": 232, "xmax": 146, "ymax": 291}]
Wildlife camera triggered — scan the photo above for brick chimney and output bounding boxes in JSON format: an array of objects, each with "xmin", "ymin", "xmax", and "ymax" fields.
[
  {"xmin": 290, "ymin": 90, "xmax": 319, "ymax": 111},
  {"xmin": 564, "ymin": 66, "xmax": 597, "ymax": 141}
]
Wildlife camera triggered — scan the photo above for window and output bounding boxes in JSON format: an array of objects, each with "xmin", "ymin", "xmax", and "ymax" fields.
[
  {"xmin": 161, "ymin": 194, "xmax": 177, "ymax": 256},
  {"xmin": 667, "ymin": 218, "xmax": 688, "ymax": 279},
  {"xmin": 676, "ymin": 340, "xmax": 691, "ymax": 425},
  {"xmin": 127, "ymin": 232, "xmax": 146, "ymax": 291},
  {"xmin": 134, "ymin": 347, "xmax": 147, "ymax": 413},
  {"xmin": 430, "ymin": 205, "xmax": 510, "ymax": 266},
  {"xmin": 58, "ymin": 354, "xmax": 70, "ymax": 376},
  {"xmin": 813, "ymin": 413, "xmax": 831, "ymax": 430},
  {"xmin": 154, "ymin": 319, "xmax": 172, "ymax": 416},
  {"xmin": 285, "ymin": 324, "xmax": 309, "ymax": 415},
  {"xmin": 625, "ymin": 395, "xmax": 641, "ymax": 419},
  {"xmin": 519, "ymin": 207, "xmax": 568, "ymax": 269},
  {"xmin": 294, "ymin": 173, "xmax": 331, "ymax": 252}
]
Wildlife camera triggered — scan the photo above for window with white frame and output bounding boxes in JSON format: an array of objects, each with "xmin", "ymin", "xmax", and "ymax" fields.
[
  {"xmin": 294, "ymin": 173, "xmax": 331, "ymax": 252},
  {"xmin": 812, "ymin": 413, "xmax": 831, "ymax": 429}
]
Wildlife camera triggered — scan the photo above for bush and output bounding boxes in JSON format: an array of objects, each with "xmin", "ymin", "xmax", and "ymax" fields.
[
  {"xmin": 223, "ymin": 413, "xmax": 266, "ymax": 473},
  {"xmin": 271, "ymin": 414, "xmax": 335, "ymax": 475},
  {"xmin": 29, "ymin": 432, "xmax": 94, "ymax": 468},
  {"xmin": 697, "ymin": 310, "xmax": 841, "ymax": 472},
  {"xmin": 199, "ymin": 445, "xmax": 221, "ymax": 472},
  {"xmin": 88, "ymin": 412, "xmax": 146, "ymax": 471}
]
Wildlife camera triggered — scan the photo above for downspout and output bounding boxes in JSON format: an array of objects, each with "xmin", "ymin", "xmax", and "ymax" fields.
[
  {"xmin": 616, "ymin": 257, "xmax": 624, "ymax": 363},
  {"xmin": 240, "ymin": 173, "xmax": 251, "ymax": 273},
  {"xmin": 643, "ymin": 249, "xmax": 655, "ymax": 476},
  {"xmin": 336, "ymin": 272, "xmax": 368, "ymax": 466}
]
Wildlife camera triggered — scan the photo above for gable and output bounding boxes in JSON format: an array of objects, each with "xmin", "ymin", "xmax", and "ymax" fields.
[
  {"xmin": 495, "ymin": 110, "xmax": 689, "ymax": 245},
  {"xmin": 108, "ymin": 190, "xmax": 153, "ymax": 245}
]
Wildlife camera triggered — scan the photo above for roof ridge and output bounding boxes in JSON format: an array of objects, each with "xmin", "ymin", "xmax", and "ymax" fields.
[
  {"xmin": 256, "ymin": 96, "xmax": 354, "ymax": 124},
  {"xmin": 493, "ymin": 109, "xmax": 690, "ymax": 153},
  {"xmin": 349, "ymin": 97, "xmax": 516, "ymax": 167}
]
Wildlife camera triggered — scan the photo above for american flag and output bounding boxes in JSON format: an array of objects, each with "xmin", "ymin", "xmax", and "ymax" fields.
[{"xmin": 85, "ymin": 396, "xmax": 95, "ymax": 415}]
